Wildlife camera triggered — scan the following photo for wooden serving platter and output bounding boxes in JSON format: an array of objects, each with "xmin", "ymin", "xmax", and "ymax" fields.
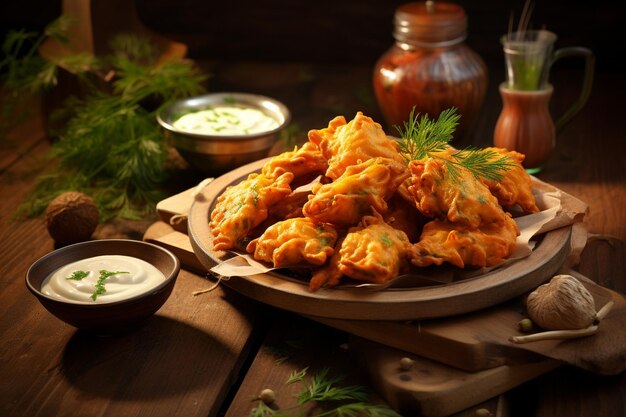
[{"xmin": 187, "ymin": 158, "xmax": 572, "ymax": 321}]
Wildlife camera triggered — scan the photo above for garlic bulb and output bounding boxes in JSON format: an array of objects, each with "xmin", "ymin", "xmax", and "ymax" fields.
[{"xmin": 526, "ymin": 274, "xmax": 597, "ymax": 330}]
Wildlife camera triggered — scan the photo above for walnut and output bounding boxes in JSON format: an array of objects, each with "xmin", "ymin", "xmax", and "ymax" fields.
[
  {"xmin": 45, "ymin": 192, "xmax": 100, "ymax": 245},
  {"xmin": 526, "ymin": 274, "xmax": 596, "ymax": 331}
]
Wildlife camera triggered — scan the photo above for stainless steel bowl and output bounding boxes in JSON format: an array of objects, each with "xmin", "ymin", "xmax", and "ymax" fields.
[{"xmin": 157, "ymin": 92, "xmax": 290, "ymax": 175}]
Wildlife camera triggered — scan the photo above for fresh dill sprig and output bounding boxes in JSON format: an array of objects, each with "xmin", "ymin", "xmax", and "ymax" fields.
[
  {"xmin": 286, "ymin": 367, "xmax": 308, "ymax": 385},
  {"xmin": 263, "ymin": 346, "xmax": 291, "ymax": 364},
  {"xmin": 0, "ymin": 18, "xmax": 72, "ymax": 134},
  {"xmin": 14, "ymin": 30, "xmax": 207, "ymax": 221},
  {"xmin": 396, "ymin": 107, "xmax": 460, "ymax": 161},
  {"xmin": 250, "ymin": 402, "xmax": 279, "ymax": 417},
  {"xmin": 249, "ymin": 367, "xmax": 401, "ymax": 417},
  {"xmin": 443, "ymin": 148, "xmax": 517, "ymax": 182},
  {"xmin": 296, "ymin": 368, "xmax": 368, "ymax": 405},
  {"xmin": 396, "ymin": 107, "xmax": 514, "ymax": 182}
]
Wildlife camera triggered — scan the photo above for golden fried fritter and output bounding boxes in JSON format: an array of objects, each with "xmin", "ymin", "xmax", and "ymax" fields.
[
  {"xmin": 309, "ymin": 237, "xmax": 345, "ymax": 291},
  {"xmin": 384, "ymin": 194, "xmax": 429, "ymax": 243},
  {"xmin": 261, "ymin": 142, "xmax": 328, "ymax": 185},
  {"xmin": 480, "ymin": 147, "xmax": 540, "ymax": 214},
  {"xmin": 409, "ymin": 214, "xmax": 519, "ymax": 268},
  {"xmin": 409, "ymin": 156, "xmax": 508, "ymax": 228},
  {"xmin": 210, "ymin": 172, "xmax": 293, "ymax": 251},
  {"xmin": 303, "ymin": 157, "xmax": 408, "ymax": 227},
  {"xmin": 307, "ymin": 112, "xmax": 406, "ymax": 180},
  {"xmin": 266, "ymin": 190, "xmax": 310, "ymax": 221},
  {"xmin": 246, "ymin": 217, "xmax": 337, "ymax": 268},
  {"xmin": 309, "ymin": 214, "xmax": 411, "ymax": 291}
]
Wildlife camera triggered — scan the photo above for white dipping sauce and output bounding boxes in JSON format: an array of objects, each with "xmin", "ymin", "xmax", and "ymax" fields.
[
  {"xmin": 173, "ymin": 106, "xmax": 279, "ymax": 135},
  {"xmin": 41, "ymin": 255, "xmax": 165, "ymax": 304}
]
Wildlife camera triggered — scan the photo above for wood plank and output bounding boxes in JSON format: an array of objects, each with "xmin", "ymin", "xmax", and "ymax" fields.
[
  {"xmin": 350, "ymin": 336, "xmax": 557, "ymax": 417},
  {"xmin": 146, "ymin": 216, "xmax": 540, "ymax": 372},
  {"xmin": 223, "ymin": 311, "xmax": 520, "ymax": 417},
  {"xmin": 0, "ymin": 96, "xmax": 47, "ymax": 174},
  {"xmin": 0, "ymin": 140, "xmax": 272, "ymax": 417},
  {"xmin": 143, "ymin": 221, "xmax": 206, "ymax": 274},
  {"xmin": 504, "ymin": 225, "xmax": 626, "ymax": 417},
  {"xmin": 148, "ymin": 212, "xmax": 626, "ymax": 374}
]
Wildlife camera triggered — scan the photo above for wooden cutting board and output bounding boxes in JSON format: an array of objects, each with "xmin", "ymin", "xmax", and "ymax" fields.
[
  {"xmin": 145, "ymin": 219, "xmax": 545, "ymax": 372},
  {"xmin": 350, "ymin": 336, "xmax": 558, "ymax": 417}
]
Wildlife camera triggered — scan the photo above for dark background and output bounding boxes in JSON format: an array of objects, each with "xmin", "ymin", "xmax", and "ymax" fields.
[
  {"xmin": 1, "ymin": 0, "xmax": 625, "ymax": 71},
  {"xmin": 2, "ymin": 0, "xmax": 625, "ymax": 149}
]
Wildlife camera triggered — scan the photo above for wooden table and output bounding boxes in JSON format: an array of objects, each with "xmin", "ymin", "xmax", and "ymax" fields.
[{"xmin": 1, "ymin": 61, "xmax": 625, "ymax": 417}]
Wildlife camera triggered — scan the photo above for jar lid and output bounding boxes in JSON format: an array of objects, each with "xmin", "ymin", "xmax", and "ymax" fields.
[{"xmin": 394, "ymin": 1, "xmax": 467, "ymax": 46}]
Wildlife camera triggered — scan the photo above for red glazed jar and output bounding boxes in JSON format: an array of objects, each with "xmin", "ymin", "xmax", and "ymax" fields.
[{"xmin": 373, "ymin": 1, "xmax": 487, "ymax": 141}]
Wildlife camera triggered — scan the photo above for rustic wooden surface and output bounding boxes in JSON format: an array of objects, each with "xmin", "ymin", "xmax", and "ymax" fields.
[{"xmin": 1, "ymin": 57, "xmax": 625, "ymax": 417}]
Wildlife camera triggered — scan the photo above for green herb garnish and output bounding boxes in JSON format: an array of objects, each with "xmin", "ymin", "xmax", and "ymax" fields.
[
  {"xmin": 396, "ymin": 107, "xmax": 515, "ymax": 182},
  {"xmin": 9, "ymin": 25, "xmax": 207, "ymax": 221},
  {"xmin": 250, "ymin": 367, "xmax": 401, "ymax": 417},
  {"xmin": 91, "ymin": 270, "xmax": 129, "ymax": 301},
  {"xmin": 0, "ymin": 17, "xmax": 73, "ymax": 135},
  {"xmin": 63, "ymin": 269, "xmax": 129, "ymax": 300},
  {"xmin": 66, "ymin": 270, "xmax": 89, "ymax": 281},
  {"xmin": 396, "ymin": 107, "xmax": 460, "ymax": 161},
  {"xmin": 447, "ymin": 148, "xmax": 517, "ymax": 182},
  {"xmin": 286, "ymin": 367, "xmax": 309, "ymax": 385},
  {"xmin": 380, "ymin": 233, "xmax": 394, "ymax": 248}
]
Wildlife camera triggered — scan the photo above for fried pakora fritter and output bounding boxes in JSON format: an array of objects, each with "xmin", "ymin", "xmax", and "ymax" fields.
[
  {"xmin": 209, "ymin": 172, "xmax": 293, "ymax": 251},
  {"xmin": 480, "ymin": 147, "xmax": 539, "ymax": 214},
  {"xmin": 307, "ymin": 112, "xmax": 406, "ymax": 180},
  {"xmin": 246, "ymin": 217, "xmax": 338, "ymax": 268},
  {"xmin": 266, "ymin": 190, "xmax": 311, "ymax": 221},
  {"xmin": 384, "ymin": 194, "xmax": 429, "ymax": 243},
  {"xmin": 302, "ymin": 157, "xmax": 408, "ymax": 228},
  {"xmin": 409, "ymin": 214, "xmax": 519, "ymax": 268},
  {"xmin": 261, "ymin": 142, "xmax": 328, "ymax": 186},
  {"xmin": 309, "ymin": 214, "xmax": 411, "ymax": 291},
  {"xmin": 308, "ymin": 237, "xmax": 345, "ymax": 291},
  {"xmin": 209, "ymin": 111, "xmax": 540, "ymax": 288},
  {"xmin": 408, "ymin": 156, "xmax": 508, "ymax": 228}
]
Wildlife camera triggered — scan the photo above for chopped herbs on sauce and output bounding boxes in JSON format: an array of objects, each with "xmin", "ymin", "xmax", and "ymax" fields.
[
  {"xmin": 65, "ymin": 269, "xmax": 129, "ymax": 301},
  {"xmin": 92, "ymin": 270, "xmax": 129, "ymax": 301},
  {"xmin": 66, "ymin": 270, "xmax": 89, "ymax": 281}
]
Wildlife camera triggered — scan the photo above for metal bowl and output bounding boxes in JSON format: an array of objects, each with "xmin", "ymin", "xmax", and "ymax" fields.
[{"xmin": 157, "ymin": 92, "xmax": 290, "ymax": 175}]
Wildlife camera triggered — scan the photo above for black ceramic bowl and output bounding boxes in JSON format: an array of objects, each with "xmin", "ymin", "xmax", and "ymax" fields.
[{"xmin": 26, "ymin": 239, "xmax": 181, "ymax": 334}]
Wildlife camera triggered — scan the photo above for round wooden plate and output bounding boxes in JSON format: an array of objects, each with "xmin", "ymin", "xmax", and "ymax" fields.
[{"xmin": 188, "ymin": 158, "xmax": 571, "ymax": 321}]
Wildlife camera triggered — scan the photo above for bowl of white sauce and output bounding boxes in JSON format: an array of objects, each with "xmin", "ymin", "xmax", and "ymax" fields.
[
  {"xmin": 157, "ymin": 92, "xmax": 290, "ymax": 174},
  {"xmin": 26, "ymin": 239, "xmax": 181, "ymax": 334}
]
